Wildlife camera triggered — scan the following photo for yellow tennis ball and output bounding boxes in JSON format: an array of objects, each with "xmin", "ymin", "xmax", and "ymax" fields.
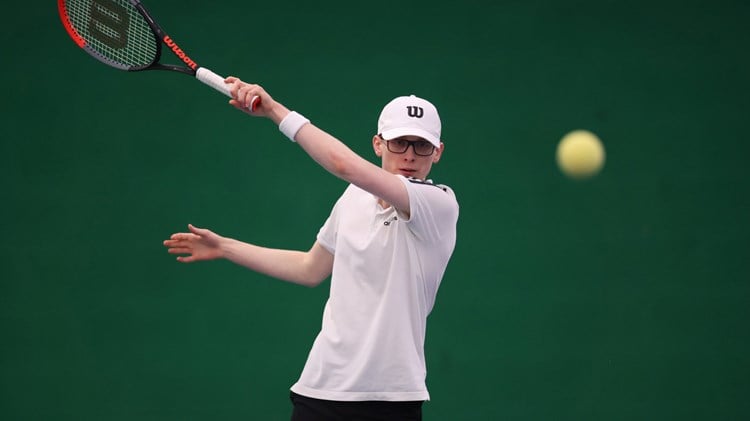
[{"xmin": 556, "ymin": 130, "xmax": 606, "ymax": 179}]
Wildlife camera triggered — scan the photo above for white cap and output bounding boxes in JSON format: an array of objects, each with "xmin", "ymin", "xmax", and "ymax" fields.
[{"xmin": 377, "ymin": 95, "xmax": 442, "ymax": 147}]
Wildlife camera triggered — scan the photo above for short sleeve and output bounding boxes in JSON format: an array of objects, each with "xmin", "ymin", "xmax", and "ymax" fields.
[{"xmin": 396, "ymin": 176, "xmax": 459, "ymax": 243}]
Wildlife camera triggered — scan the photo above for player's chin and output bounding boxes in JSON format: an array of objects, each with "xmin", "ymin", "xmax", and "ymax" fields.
[{"xmin": 400, "ymin": 170, "xmax": 428, "ymax": 180}]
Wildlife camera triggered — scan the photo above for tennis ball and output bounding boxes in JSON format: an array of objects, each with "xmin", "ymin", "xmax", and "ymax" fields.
[{"xmin": 556, "ymin": 130, "xmax": 606, "ymax": 179}]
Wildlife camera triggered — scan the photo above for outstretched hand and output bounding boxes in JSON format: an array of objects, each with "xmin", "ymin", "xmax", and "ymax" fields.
[{"xmin": 163, "ymin": 224, "xmax": 224, "ymax": 263}]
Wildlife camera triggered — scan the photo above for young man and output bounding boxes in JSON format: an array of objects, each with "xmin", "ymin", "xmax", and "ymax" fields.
[{"xmin": 163, "ymin": 78, "xmax": 459, "ymax": 421}]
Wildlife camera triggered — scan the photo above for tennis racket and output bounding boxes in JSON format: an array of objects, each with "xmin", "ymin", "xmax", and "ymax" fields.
[{"xmin": 58, "ymin": 0, "xmax": 259, "ymax": 110}]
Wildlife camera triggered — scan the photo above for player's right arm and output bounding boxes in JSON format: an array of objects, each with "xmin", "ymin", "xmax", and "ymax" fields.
[
  {"xmin": 225, "ymin": 78, "xmax": 412, "ymax": 217},
  {"xmin": 163, "ymin": 224, "xmax": 333, "ymax": 287}
]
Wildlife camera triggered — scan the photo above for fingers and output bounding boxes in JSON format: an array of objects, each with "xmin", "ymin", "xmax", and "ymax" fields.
[
  {"xmin": 165, "ymin": 245, "xmax": 192, "ymax": 254},
  {"xmin": 164, "ymin": 233, "xmax": 198, "ymax": 243},
  {"xmin": 162, "ymin": 226, "xmax": 209, "ymax": 245},
  {"xmin": 163, "ymin": 227, "xmax": 204, "ymax": 263},
  {"xmin": 238, "ymin": 86, "xmax": 261, "ymax": 110},
  {"xmin": 163, "ymin": 232, "xmax": 198, "ymax": 251},
  {"xmin": 163, "ymin": 239, "xmax": 194, "ymax": 263},
  {"xmin": 224, "ymin": 76, "xmax": 265, "ymax": 112},
  {"xmin": 164, "ymin": 239, "xmax": 197, "ymax": 263}
]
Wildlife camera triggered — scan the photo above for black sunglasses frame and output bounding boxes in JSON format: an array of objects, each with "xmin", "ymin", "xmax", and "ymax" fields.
[{"xmin": 378, "ymin": 134, "xmax": 436, "ymax": 156}]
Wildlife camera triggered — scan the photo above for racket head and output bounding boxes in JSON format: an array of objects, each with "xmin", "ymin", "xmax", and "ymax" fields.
[{"xmin": 58, "ymin": 0, "xmax": 160, "ymax": 71}]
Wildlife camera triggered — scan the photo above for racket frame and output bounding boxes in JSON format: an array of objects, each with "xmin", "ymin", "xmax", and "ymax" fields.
[{"xmin": 58, "ymin": 0, "xmax": 259, "ymax": 109}]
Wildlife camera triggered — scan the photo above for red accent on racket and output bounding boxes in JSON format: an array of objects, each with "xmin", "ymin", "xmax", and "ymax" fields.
[{"xmin": 57, "ymin": 0, "xmax": 260, "ymax": 111}]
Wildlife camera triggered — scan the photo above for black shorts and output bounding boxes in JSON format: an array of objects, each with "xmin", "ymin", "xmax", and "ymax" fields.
[{"xmin": 289, "ymin": 391, "xmax": 423, "ymax": 421}]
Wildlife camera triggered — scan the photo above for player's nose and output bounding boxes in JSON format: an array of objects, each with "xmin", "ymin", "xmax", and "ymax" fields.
[{"xmin": 403, "ymin": 144, "xmax": 417, "ymax": 160}]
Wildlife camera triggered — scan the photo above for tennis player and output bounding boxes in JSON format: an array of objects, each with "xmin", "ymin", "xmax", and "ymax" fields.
[{"xmin": 163, "ymin": 79, "xmax": 459, "ymax": 421}]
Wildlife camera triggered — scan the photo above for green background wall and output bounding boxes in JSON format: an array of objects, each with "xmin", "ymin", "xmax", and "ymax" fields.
[{"xmin": 2, "ymin": 0, "xmax": 748, "ymax": 419}]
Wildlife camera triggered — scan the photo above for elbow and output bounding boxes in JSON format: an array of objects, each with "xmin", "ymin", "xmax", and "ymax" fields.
[
  {"xmin": 299, "ymin": 275, "xmax": 326, "ymax": 288},
  {"xmin": 306, "ymin": 279, "xmax": 325, "ymax": 288},
  {"xmin": 295, "ymin": 256, "xmax": 330, "ymax": 288}
]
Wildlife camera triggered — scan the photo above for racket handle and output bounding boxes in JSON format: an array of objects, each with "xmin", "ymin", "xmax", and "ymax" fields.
[{"xmin": 196, "ymin": 67, "xmax": 260, "ymax": 111}]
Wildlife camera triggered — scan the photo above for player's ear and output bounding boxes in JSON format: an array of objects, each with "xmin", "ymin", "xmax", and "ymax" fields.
[
  {"xmin": 373, "ymin": 135, "xmax": 384, "ymax": 157},
  {"xmin": 432, "ymin": 142, "xmax": 444, "ymax": 163}
]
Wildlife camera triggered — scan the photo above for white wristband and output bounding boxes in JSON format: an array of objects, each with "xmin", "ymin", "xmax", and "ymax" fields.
[{"xmin": 279, "ymin": 111, "xmax": 310, "ymax": 142}]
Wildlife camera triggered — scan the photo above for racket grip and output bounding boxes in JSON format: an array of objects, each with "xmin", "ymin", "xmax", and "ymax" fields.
[{"xmin": 196, "ymin": 67, "xmax": 260, "ymax": 111}]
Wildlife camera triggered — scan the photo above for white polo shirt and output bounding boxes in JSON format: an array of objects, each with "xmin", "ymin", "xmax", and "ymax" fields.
[{"xmin": 290, "ymin": 175, "xmax": 459, "ymax": 402}]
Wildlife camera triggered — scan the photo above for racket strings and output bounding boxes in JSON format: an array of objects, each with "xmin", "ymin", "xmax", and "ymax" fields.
[{"xmin": 64, "ymin": 0, "xmax": 158, "ymax": 69}]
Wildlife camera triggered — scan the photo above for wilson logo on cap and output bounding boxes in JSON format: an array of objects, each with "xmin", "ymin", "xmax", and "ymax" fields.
[{"xmin": 406, "ymin": 106, "xmax": 424, "ymax": 118}]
